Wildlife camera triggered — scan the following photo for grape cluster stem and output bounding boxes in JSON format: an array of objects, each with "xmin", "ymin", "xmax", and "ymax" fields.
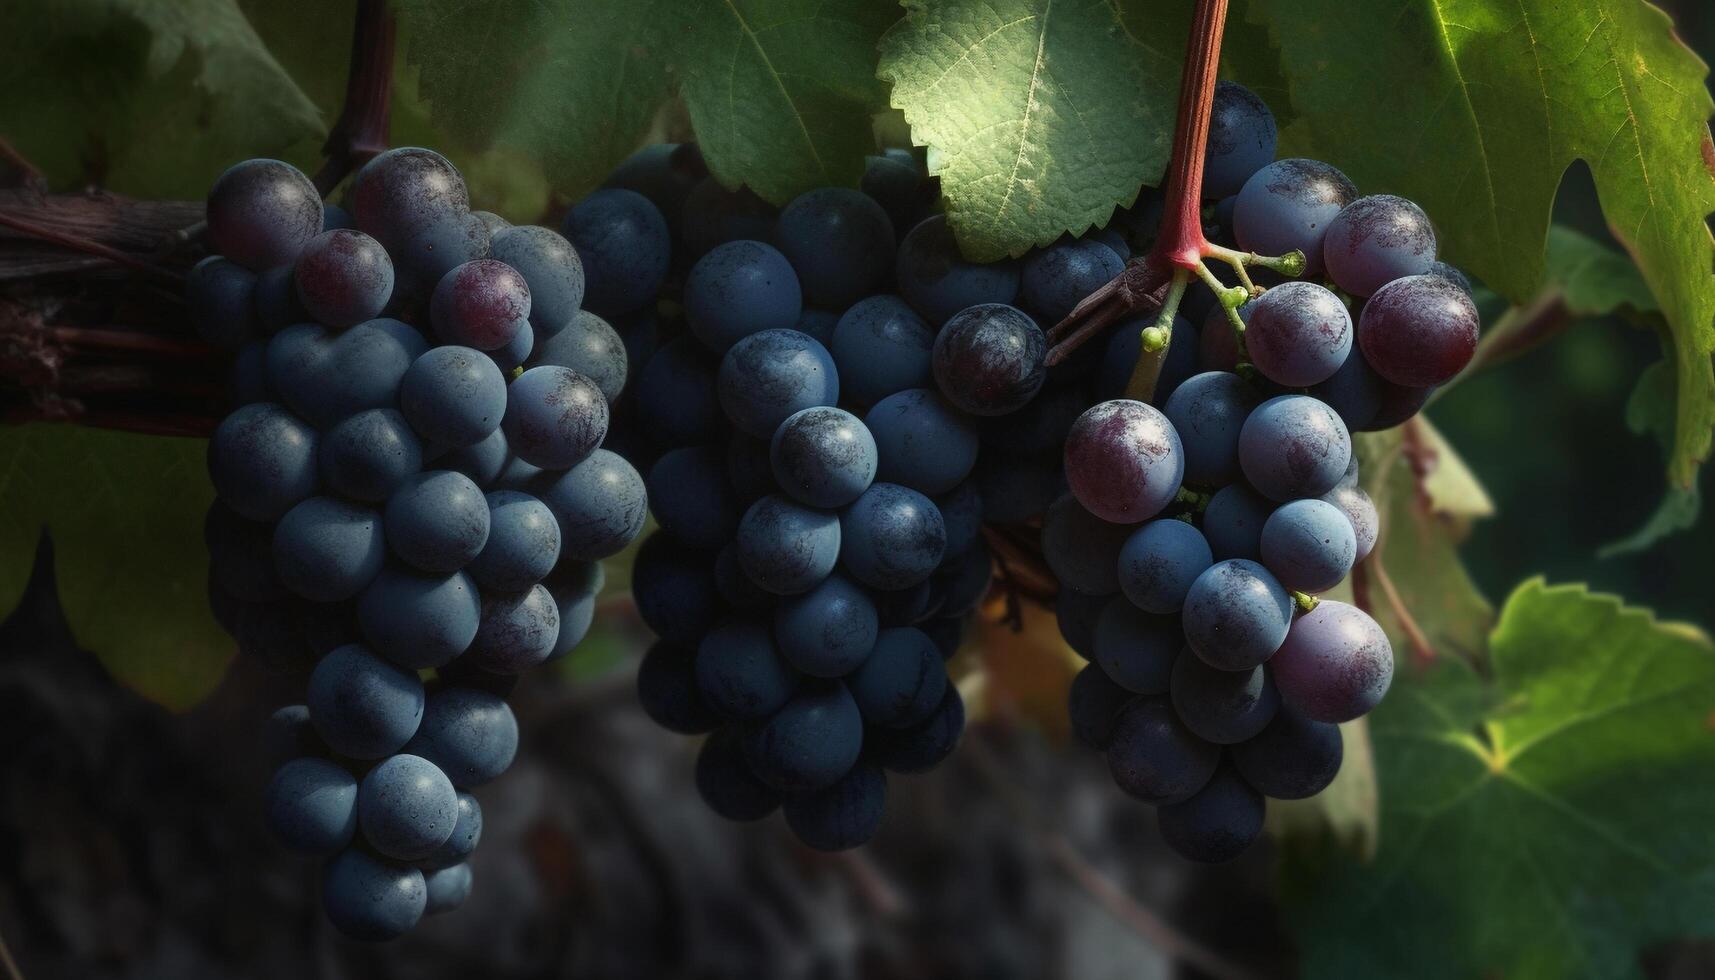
[{"xmin": 1041, "ymin": 0, "xmax": 1302, "ymax": 405}]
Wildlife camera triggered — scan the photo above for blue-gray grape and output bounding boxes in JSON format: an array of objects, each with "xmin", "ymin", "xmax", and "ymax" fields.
[
  {"xmin": 1117, "ymin": 518, "xmax": 1213, "ymax": 614},
  {"xmin": 829, "ymin": 295, "xmax": 936, "ymax": 406},
  {"xmin": 782, "ymin": 761, "xmax": 887, "ymax": 852},
  {"xmin": 208, "ymin": 402, "xmax": 320, "ymax": 521},
  {"xmin": 1091, "ymin": 597, "xmax": 1180, "ymax": 694},
  {"xmin": 770, "ymin": 406, "xmax": 877, "ymax": 509},
  {"xmin": 356, "ymin": 566, "xmax": 482, "ymax": 669},
  {"xmin": 742, "ymin": 681, "xmax": 864, "ymax": 793},
  {"xmin": 384, "ymin": 470, "xmax": 490, "ymax": 574},
  {"xmin": 735, "ymin": 493, "xmax": 841, "ymax": 595},
  {"xmin": 774, "ymin": 187, "xmax": 896, "ymax": 309},
  {"xmin": 321, "ymin": 848, "xmax": 426, "ymax": 941},
  {"xmin": 839, "ymin": 483, "xmax": 947, "ymax": 589},
  {"xmin": 1243, "ymin": 281, "xmax": 1352, "ymax": 387},
  {"xmin": 404, "ymin": 686, "xmax": 519, "ymax": 788},
  {"xmin": 306, "ymin": 644, "xmax": 425, "ymax": 759},
  {"xmin": 400, "ymin": 346, "xmax": 508, "ymax": 449},
  {"xmin": 848, "ymin": 626, "xmax": 946, "ymax": 728},
  {"xmin": 1260, "ymin": 498, "xmax": 1357, "ymax": 593},
  {"xmin": 1182, "ymin": 559, "xmax": 1293, "ymax": 671},
  {"xmin": 718, "ymin": 329, "xmax": 839, "ymax": 438},
  {"xmin": 1238, "ymin": 395, "xmax": 1351, "ymax": 501},
  {"xmin": 357, "ymin": 753, "xmax": 458, "ymax": 861},
  {"xmin": 1156, "ymin": 764, "xmax": 1264, "ymax": 863},
  {"xmin": 1169, "ymin": 653, "xmax": 1279, "ymax": 744},
  {"xmin": 489, "ymin": 224, "xmax": 584, "ymax": 335},
  {"xmin": 1163, "ymin": 371, "xmax": 1260, "ymax": 488},
  {"xmin": 864, "ymin": 388, "xmax": 980, "ymax": 496},
  {"xmin": 265, "ymin": 757, "xmax": 358, "ymax": 856},
  {"xmin": 684, "ymin": 239, "xmax": 802, "ymax": 352},
  {"xmin": 467, "ymin": 490, "xmax": 560, "ymax": 590},
  {"xmin": 273, "ymin": 496, "xmax": 386, "ymax": 602},
  {"xmin": 1105, "ymin": 697, "xmax": 1219, "ymax": 805},
  {"xmin": 773, "ymin": 574, "xmax": 878, "ymax": 678}
]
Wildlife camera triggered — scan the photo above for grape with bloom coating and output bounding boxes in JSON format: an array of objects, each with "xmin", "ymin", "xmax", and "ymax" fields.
[
  {"xmin": 1064, "ymin": 399, "xmax": 1184, "ymax": 523},
  {"xmin": 1269, "ymin": 600, "xmax": 1394, "ymax": 723}
]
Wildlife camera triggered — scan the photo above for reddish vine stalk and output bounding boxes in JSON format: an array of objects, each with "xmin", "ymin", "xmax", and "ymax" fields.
[{"xmin": 1043, "ymin": 0, "xmax": 1233, "ymax": 375}]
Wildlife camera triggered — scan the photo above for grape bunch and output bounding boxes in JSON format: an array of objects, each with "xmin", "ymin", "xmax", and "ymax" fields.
[
  {"xmin": 193, "ymin": 149, "xmax": 645, "ymax": 938},
  {"xmin": 581, "ymin": 147, "xmax": 988, "ymax": 850},
  {"xmin": 1055, "ymin": 81, "xmax": 1477, "ymax": 862}
]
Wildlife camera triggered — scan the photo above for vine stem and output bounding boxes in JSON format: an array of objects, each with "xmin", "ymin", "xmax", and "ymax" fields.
[
  {"xmin": 312, "ymin": 0, "xmax": 397, "ymax": 196},
  {"xmin": 0, "ymin": 210, "xmax": 184, "ymax": 284},
  {"xmin": 1045, "ymin": 0, "xmax": 1300, "ymax": 379}
]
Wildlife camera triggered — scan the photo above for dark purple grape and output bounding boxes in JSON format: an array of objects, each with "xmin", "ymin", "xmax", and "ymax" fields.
[
  {"xmin": 1231, "ymin": 704, "xmax": 1343, "ymax": 799},
  {"xmin": 1320, "ymin": 483, "xmax": 1379, "ymax": 562},
  {"xmin": 352, "ymin": 147, "xmax": 470, "ymax": 247},
  {"xmin": 1157, "ymin": 764, "xmax": 1264, "ymax": 863},
  {"xmin": 695, "ymin": 726, "xmax": 780, "ymax": 820},
  {"xmin": 1169, "ymin": 653, "xmax": 1279, "ymax": 745},
  {"xmin": 1105, "ymin": 697, "xmax": 1219, "ymax": 804},
  {"xmin": 637, "ymin": 643, "xmax": 722, "ymax": 735},
  {"xmin": 206, "ymin": 159, "xmax": 323, "ymax": 270},
  {"xmin": 187, "ymin": 256, "xmax": 259, "ymax": 349},
  {"xmin": 1322, "ymin": 194, "xmax": 1437, "ymax": 297},
  {"xmin": 466, "ymin": 584, "xmax": 560, "ymax": 674},
  {"xmin": 432, "ymin": 259, "xmax": 531, "ymax": 352},
  {"xmin": 1270, "ymin": 600, "xmax": 1393, "ymax": 723},
  {"xmin": 1182, "ymin": 559, "xmax": 1292, "ymax": 671},
  {"xmin": 1020, "ymin": 237, "xmax": 1124, "ymax": 324},
  {"xmin": 1068, "ymin": 662, "xmax": 1134, "ymax": 750},
  {"xmin": 1233, "ymin": 159, "xmax": 1357, "ymax": 277},
  {"xmin": 847, "ymin": 628, "xmax": 946, "ymax": 727},
  {"xmin": 294, "ymin": 229, "xmax": 395, "ymax": 329},
  {"xmin": 1238, "ymin": 395, "xmax": 1351, "ymax": 501},
  {"xmin": 1202, "ymin": 81, "xmax": 1278, "ymax": 199},
  {"xmin": 1426, "ymin": 260, "xmax": 1473, "ymax": 295},
  {"xmin": 1243, "ymin": 281, "xmax": 1352, "ymax": 387},
  {"xmin": 774, "ymin": 574, "xmax": 877, "ymax": 678},
  {"xmin": 865, "ymin": 684, "xmax": 964, "ymax": 773},
  {"xmin": 782, "ymin": 761, "xmax": 887, "ymax": 851},
  {"xmin": 829, "ymin": 294, "xmax": 936, "ymax": 406},
  {"xmin": 774, "ymin": 187, "xmax": 896, "ymax": 309},
  {"xmin": 1041, "ymin": 492, "xmax": 1132, "ymax": 596},
  {"xmin": 1162, "ymin": 370, "xmax": 1260, "ymax": 488},
  {"xmin": 1056, "ymin": 588, "xmax": 1106, "ymax": 658},
  {"xmin": 1362, "ymin": 378, "xmax": 1435, "ymax": 430},
  {"xmin": 1200, "ymin": 483, "xmax": 1271, "ymax": 561},
  {"xmin": 681, "ymin": 178, "xmax": 777, "ymax": 259},
  {"xmin": 695, "ymin": 620, "xmax": 796, "ymax": 720},
  {"xmin": 1064, "ymin": 399, "xmax": 1184, "ymax": 523},
  {"xmin": 743, "ymin": 682, "xmax": 864, "ymax": 793},
  {"xmin": 895, "ymin": 214, "xmax": 1020, "ymax": 326},
  {"xmin": 562, "ymin": 188, "xmax": 668, "ymax": 317},
  {"xmin": 647, "ymin": 445, "xmax": 742, "ymax": 549},
  {"xmin": 1309, "ymin": 347, "xmax": 1387, "ymax": 431},
  {"xmin": 1091, "ymin": 597, "xmax": 1179, "ymax": 694},
  {"xmin": 932, "ymin": 303, "xmax": 1046, "ymax": 416},
  {"xmin": 1357, "ymin": 274, "xmax": 1479, "ymax": 387},
  {"xmin": 1199, "ymin": 302, "xmax": 1244, "ymax": 371},
  {"xmin": 208, "ymin": 402, "xmax": 320, "ymax": 521},
  {"xmin": 631, "ymin": 532, "xmax": 721, "ymax": 645},
  {"xmin": 770, "ymin": 406, "xmax": 877, "ymax": 509},
  {"xmin": 865, "ymin": 388, "xmax": 979, "ymax": 496}
]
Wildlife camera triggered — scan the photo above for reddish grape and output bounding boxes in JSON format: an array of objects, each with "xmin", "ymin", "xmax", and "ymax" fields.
[
  {"xmin": 1357, "ymin": 274, "xmax": 1478, "ymax": 387},
  {"xmin": 1064, "ymin": 400, "xmax": 1184, "ymax": 524}
]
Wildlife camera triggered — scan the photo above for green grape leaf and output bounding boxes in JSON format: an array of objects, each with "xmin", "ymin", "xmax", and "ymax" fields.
[
  {"xmin": 0, "ymin": 426, "xmax": 232, "ymax": 711},
  {"xmin": 678, "ymin": 0, "xmax": 898, "ymax": 202},
  {"xmin": 1245, "ymin": 0, "xmax": 1715, "ymax": 486},
  {"xmin": 0, "ymin": 0, "xmax": 323, "ymax": 198},
  {"xmin": 1285, "ymin": 580, "xmax": 1715, "ymax": 979},
  {"xmin": 392, "ymin": 0, "xmax": 675, "ymax": 200},
  {"xmin": 1545, "ymin": 226, "xmax": 1660, "ymax": 318},
  {"xmin": 878, "ymin": 0, "xmax": 1182, "ymax": 260},
  {"xmin": 1601, "ymin": 358, "xmax": 1703, "ymax": 556}
]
